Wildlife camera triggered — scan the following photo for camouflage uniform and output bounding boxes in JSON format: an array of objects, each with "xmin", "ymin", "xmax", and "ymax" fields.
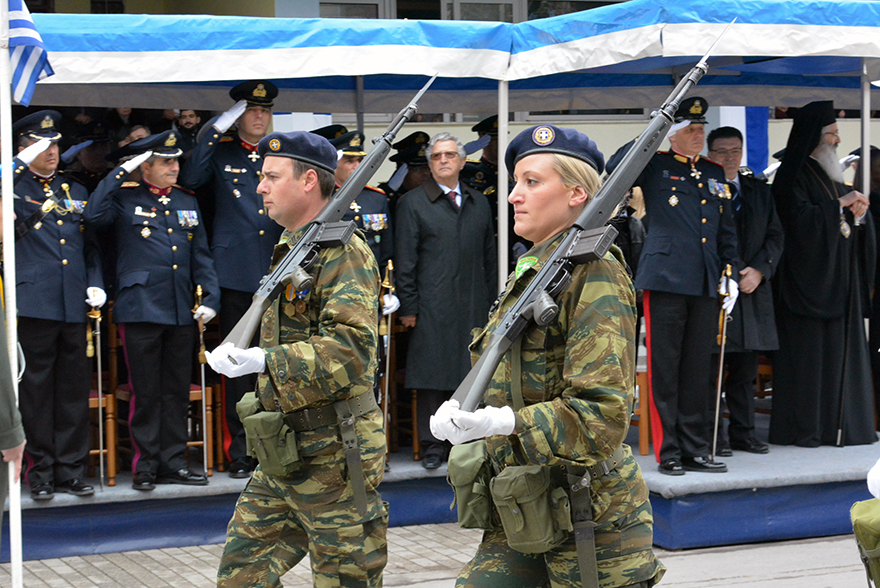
[
  {"xmin": 217, "ymin": 227, "xmax": 388, "ymax": 588},
  {"xmin": 455, "ymin": 233, "xmax": 666, "ymax": 588}
]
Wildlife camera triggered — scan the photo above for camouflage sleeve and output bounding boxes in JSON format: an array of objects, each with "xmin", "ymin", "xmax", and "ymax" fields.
[
  {"xmin": 495, "ymin": 251, "xmax": 637, "ymax": 469},
  {"xmin": 262, "ymin": 235, "xmax": 380, "ymax": 412}
]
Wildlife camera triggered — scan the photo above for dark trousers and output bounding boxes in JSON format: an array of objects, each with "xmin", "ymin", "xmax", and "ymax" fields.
[
  {"xmin": 122, "ymin": 322, "xmax": 195, "ymax": 475},
  {"xmin": 19, "ymin": 317, "xmax": 91, "ymax": 486},
  {"xmin": 712, "ymin": 350, "xmax": 759, "ymax": 446},
  {"xmin": 219, "ymin": 287, "xmax": 259, "ymax": 462},
  {"xmin": 644, "ymin": 290, "xmax": 717, "ymax": 462}
]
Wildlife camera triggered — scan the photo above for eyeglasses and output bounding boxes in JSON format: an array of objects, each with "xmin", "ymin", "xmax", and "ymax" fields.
[
  {"xmin": 709, "ymin": 148, "xmax": 743, "ymax": 157},
  {"xmin": 824, "ymin": 131, "xmax": 840, "ymax": 139},
  {"xmin": 430, "ymin": 151, "xmax": 460, "ymax": 161}
]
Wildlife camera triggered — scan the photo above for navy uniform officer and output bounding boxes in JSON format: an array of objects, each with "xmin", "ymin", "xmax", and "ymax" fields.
[
  {"xmin": 378, "ymin": 131, "xmax": 432, "ymax": 214},
  {"xmin": 313, "ymin": 125, "xmax": 394, "ymax": 267},
  {"xmin": 86, "ymin": 130, "xmax": 220, "ymax": 491},
  {"xmin": 625, "ymin": 97, "xmax": 740, "ymax": 475},
  {"xmin": 179, "ymin": 80, "xmax": 283, "ymax": 478},
  {"xmin": 11, "ymin": 111, "xmax": 105, "ymax": 501}
]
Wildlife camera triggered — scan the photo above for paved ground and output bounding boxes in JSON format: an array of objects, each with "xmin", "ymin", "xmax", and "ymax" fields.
[{"xmin": 0, "ymin": 524, "xmax": 868, "ymax": 587}]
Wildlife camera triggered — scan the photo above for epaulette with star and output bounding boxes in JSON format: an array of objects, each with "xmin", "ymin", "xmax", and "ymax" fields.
[
  {"xmin": 365, "ymin": 185, "xmax": 385, "ymax": 195},
  {"xmin": 173, "ymin": 184, "xmax": 195, "ymax": 195},
  {"xmin": 121, "ymin": 181, "xmax": 140, "ymax": 189}
]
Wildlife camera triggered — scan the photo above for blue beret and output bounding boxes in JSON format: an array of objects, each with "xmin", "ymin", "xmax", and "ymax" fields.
[
  {"xmin": 505, "ymin": 125, "xmax": 604, "ymax": 175},
  {"xmin": 125, "ymin": 130, "xmax": 184, "ymax": 159},
  {"xmin": 258, "ymin": 131, "xmax": 337, "ymax": 173},
  {"xmin": 13, "ymin": 110, "xmax": 62, "ymax": 142}
]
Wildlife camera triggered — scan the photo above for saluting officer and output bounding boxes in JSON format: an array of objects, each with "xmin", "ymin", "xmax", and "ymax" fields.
[
  {"xmin": 179, "ymin": 80, "xmax": 284, "ymax": 478},
  {"xmin": 86, "ymin": 130, "xmax": 220, "ymax": 491},
  {"xmin": 12, "ymin": 111, "xmax": 105, "ymax": 501},
  {"xmin": 313, "ymin": 125, "xmax": 394, "ymax": 267},
  {"xmin": 378, "ymin": 131, "xmax": 432, "ymax": 213},
  {"xmin": 623, "ymin": 97, "xmax": 740, "ymax": 475}
]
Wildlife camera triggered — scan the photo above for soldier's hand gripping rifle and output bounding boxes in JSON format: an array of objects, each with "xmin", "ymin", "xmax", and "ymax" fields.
[
  {"xmin": 451, "ymin": 22, "xmax": 735, "ymax": 413},
  {"xmin": 221, "ymin": 75, "xmax": 437, "ymax": 350}
]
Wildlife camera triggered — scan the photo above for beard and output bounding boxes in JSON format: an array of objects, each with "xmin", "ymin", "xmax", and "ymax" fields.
[{"xmin": 812, "ymin": 140, "xmax": 844, "ymax": 183}]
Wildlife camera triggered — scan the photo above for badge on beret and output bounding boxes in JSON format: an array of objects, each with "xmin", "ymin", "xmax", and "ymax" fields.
[
  {"xmin": 532, "ymin": 126, "xmax": 555, "ymax": 146},
  {"xmin": 668, "ymin": 195, "xmax": 679, "ymax": 207},
  {"xmin": 269, "ymin": 138, "xmax": 281, "ymax": 151}
]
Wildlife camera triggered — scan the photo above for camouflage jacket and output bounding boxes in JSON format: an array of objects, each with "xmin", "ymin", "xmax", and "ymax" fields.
[
  {"xmin": 256, "ymin": 226, "xmax": 381, "ymax": 414},
  {"xmin": 468, "ymin": 231, "xmax": 665, "ymax": 588}
]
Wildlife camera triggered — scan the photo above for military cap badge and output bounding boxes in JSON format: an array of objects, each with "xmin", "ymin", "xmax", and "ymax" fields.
[
  {"xmin": 269, "ymin": 138, "xmax": 281, "ymax": 151},
  {"xmin": 253, "ymin": 84, "xmax": 267, "ymax": 98},
  {"xmin": 41, "ymin": 116, "xmax": 54, "ymax": 129},
  {"xmin": 165, "ymin": 134, "xmax": 177, "ymax": 147},
  {"xmin": 351, "ymin": 135, "xmax": 362, "ymax": 147},
  {"xmin": 690, "ymin": 100, "xmax": 703, "ymax": 115},
  {"xmin": 532, "ymin": 126, "xmax": 555, "ymax": 146}
]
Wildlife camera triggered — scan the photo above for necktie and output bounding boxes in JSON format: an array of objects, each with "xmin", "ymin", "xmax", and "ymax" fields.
[
  {"xmin": 449, "ymin": 190, "xmax": 459, "ymax": 209},
  {"xmin": 731, "ymin": 183, "xmax": 742, "ymax": 219}
]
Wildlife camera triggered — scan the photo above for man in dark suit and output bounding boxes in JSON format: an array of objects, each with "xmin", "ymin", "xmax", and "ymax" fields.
[
  {"xmin": 86, "ymin": 130, "xmax": 220, "ymax": 490},
  {"xmin": 11, "ymin": 111, "xmax": 105, "ymax": 501},
  {"xmin": 179, "ymin": 80, "xmax": 284, "ymax": 478},
  {"xmin": 707, "ymin": 126, "xmax": 783, "ymax": 455},
  {"xmin": 627, "ymin": 97, "xmax": 740, "ymax": 475},
  {"xmin": 395, "ymin": 132, "xmax": 497, "ymax": 469}
]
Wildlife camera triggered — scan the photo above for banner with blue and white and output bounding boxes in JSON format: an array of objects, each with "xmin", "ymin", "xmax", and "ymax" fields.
[{"xmin": 8, "ymin": 0, "xmax": 53, "ymax": 106}]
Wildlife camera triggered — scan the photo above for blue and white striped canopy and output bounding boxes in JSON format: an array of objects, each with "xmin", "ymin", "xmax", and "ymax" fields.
[{"xmin": 27, "ymin": 0, "xmax": 880, "ymax": 112}]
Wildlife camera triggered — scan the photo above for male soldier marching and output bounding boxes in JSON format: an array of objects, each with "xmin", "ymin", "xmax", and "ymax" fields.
[
  {"xmin": 180, "ymin": 80, "xmax": 285, "ymax": 478},
  {"xmin": 207, "ymin": 131, "xmax": 387, "ymax": 587}
]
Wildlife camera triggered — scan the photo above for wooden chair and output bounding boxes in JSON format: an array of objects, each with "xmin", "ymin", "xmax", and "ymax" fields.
[{"xmin": 631, "ymin": 371, "xmax": 652, "ymax": 456}]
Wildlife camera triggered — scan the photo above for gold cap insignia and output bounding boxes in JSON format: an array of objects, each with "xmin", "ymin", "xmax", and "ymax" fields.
[
  {"xmin": 532, "ymin": 126, "xmax": 555, "ymax": 146},
  {"xmin": 253, "ymin": 84, "xmax": 267, "ymax": 98},
  {"xmin": 165, "ymin": 134, "xmax": 177, "ymax": 147},
  {"xmin": 690, "ymin": 100, "xmax": 703, "ymax": 115},
  {"xmin": 350, "ymin": 135, "xmax": 362, "ymax": 147},
  {"xmin": 416, "ymin": 135, "xmax": 427, "ymax": 144},
  {"xmin": 417, "ymin": 146, "xmax": 427, "ymax": 157},
  {"xmin": 269, "ymin": 138, "xmax": 281, "ymax": 151},
  {"xmin": 41, "ymin": 116, "xmax": 54, "ymax": 129}
]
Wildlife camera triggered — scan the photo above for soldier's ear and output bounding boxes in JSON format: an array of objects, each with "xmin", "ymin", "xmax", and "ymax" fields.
[{"xmin": 569, "ymin": 185, "xmax": 588, "ymax": 209}]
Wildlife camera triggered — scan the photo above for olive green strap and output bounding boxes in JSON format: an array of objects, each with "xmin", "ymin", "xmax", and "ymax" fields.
[
  {"xmin": 510, "ymin": 336, "xmax": 525, "ymax": 411},
  {"xmin": 334, "ymin": 398, "xmax": 369, "ymax": 516},
  {"xmin": 568, "ymin": 470, "xmax": 600, "ymax": 588}
]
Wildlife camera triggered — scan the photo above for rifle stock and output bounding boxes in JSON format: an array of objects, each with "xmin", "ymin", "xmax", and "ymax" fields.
[
  {"xmin": 451, "ymin": 23, "xmax": 734, "ymax": 413},
  {"xmin": 221, "ymin": 75, "xmax": 437, "ymax": 349}
]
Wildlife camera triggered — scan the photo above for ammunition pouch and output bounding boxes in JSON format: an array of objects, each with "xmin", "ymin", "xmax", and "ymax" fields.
[
  {"xmin": 241, "ymin": 411, "xmax": 301, "ymax": 476},
  {"xmin": 490, "ymin": 465, "xmax": 571, "ymax": 554},
  {"xmin": 447, "ymin": 440, "xmax": 496, "ymax": 530}
]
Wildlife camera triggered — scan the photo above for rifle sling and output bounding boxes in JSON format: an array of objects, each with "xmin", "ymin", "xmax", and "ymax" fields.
[{"xmin": 15, "ymin": 191, "xmax": 65, "ymax": 241}]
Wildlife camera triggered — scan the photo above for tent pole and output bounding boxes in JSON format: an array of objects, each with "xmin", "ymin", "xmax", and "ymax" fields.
[
  {"xmin": 0, "ymin": 1, "xmax": 23, "ymax": 586},
  {"xmin": 355, "ymin": 75, "xmax": 365, "ymax": 134},
  {"xmin": 862, "ymin": 58, "xmax": 871, "ymax": 201},
  {"xmin": 497, "ymin": 80, "xmax": 509, "ymax": 291}
]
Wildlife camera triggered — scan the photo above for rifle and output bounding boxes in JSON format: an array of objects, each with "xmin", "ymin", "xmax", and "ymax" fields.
[
  {"xmin": 451, "ymin": 22, "xmax": 735, "ymax": 413},
  {"xmin": 222, "ymin": 75, "xmax": 437, "ymax": 349}
]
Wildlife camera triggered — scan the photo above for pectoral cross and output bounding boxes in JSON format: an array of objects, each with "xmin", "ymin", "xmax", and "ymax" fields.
[
  {"xmin": 690, "ymin": 165, "xmax": 702, "ymax": 180},
  {"xmin": 158, "ymin": 195, "xmax": 170, "ymax": 206},
  {"xmin": 248, "ymin": 152, "xmax": 261, "ymax": 162}
]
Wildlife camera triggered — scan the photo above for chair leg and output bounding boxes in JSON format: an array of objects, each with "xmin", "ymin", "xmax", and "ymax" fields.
[
  {"xmin": 412, "ymin": 389, "xmax": 420, "ymax": 461},
  {"xmin": 105, "ymin": 394, "xmax": 117, "ymax": 486},
  {"xmin": 205, "ymin": 386, "xmax": 213, "ymax": 476},
  {"xmin": 214, "ymin": 385, "xmax": 225, "ymax": 472},
  {"xmin": 636, "ymin": 372, "xmax": 650, "ymax": 456}
]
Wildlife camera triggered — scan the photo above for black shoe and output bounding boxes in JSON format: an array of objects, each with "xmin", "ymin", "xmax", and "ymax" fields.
[
  {"xmin": 132, "ymin": 472, "xmax": 156, "ymax": 491},
  {"xmin": 658, "ymin": 458, "xmax": 685, "ymax": 476},
  {"xmin": 228, "ymin": 457, "xmax": 256, "ymax": 479},
  {"xmin": 157, "ymin": 468, "xmax": 208, "ymax": 486},
  {"xmin": 422, "ymin": 445, "xmax": 445, "ymax": 470},
  {"xmin": 55, "ymin": 478, "xmax": 94, "ymax": 497},
  {"xmin": 30, "ymin": 482, "xmax": 54, "ymax": 501},
  {"xmin": 715, "ymin": 445, "xmax": 734, "ymax": 458},
  {"xmin": 682, "ymin": 456, "xmax": 728, "ymax": 473},
  {"xmin": 730, "ymin": 437, "xmax": 769, "ymax": 454}
]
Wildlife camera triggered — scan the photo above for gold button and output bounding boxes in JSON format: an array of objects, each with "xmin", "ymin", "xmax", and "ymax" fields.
[
  {"xmin": 258, "ymin": 209, "xmax": 264, "ymax": 215},
  {"xmin": 233, "ymin": 179, "xmax": 239, "ymax": 183},
  {"xmin": 143, "ymin": 221, "xmax": 149, "ymax": 225},
  {"xmin": 165, "ymin": 210, "xmax": 170, "ymax": 215},
  {"xmin": 62, "ymin": 259, "xmax": 68, "ymax": 265},
  {"xmin": 208, "ymin": 142, "xmax": 213, "ymax": 146},
  {"xmin": 172, "ymin": 264, "xmax": 178, "ymax": 270},
  {"xmin": 701, "ymin": 199, "xmax": 706, "ymax": 204},
  {"xmin": 671, "ymin": 187, "xmax": 676, "ymax": 191},
  {"xmin": 57, "ymin": 220, "xmax": 63, "ymax": 225},
  {"xmin": 60, "ymin": 239, "xmax": 66, "ymax": 245},
  {"xmin": 259, "ymin": 230, "xmax": 265, "ymax": 235},
  {"xmin": 702, "ymin": 218, "xmax": 707, "ymax": 224},
  {"xmin": 167, "ymin": 228, "xmax": 173, "ymax": 233},
  {"xmin": 702, "ymin": 237, "xmax": 707, "ymax": 243},
  {"xmin": 172, "ymin": 245, "xmax": 177, "ymax": 251},
  {"xmin": 698, "ymin": 183, "xmax": 704, "ymax": 188}
]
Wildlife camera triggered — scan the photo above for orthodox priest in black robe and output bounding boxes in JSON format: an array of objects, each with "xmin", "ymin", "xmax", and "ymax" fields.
[{"xmin": 771, "ymin": 100, "xmax": 877, "ymax": 447}]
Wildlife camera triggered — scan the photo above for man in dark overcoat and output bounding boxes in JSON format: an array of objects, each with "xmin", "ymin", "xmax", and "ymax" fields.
[
  {"xmin": 707, "ymin": 126, "xmax": 783, "ymax": 455},
  {"xmin": 394, "ymin": 132, "xmax": 497, "ymax": 468}
]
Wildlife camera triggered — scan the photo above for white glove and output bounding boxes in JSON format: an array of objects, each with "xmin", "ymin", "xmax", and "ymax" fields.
[
  {"xmin": 17, "ymin": 138, "xmax": 52, "ymax": 165},
  {"xmin": 205, "ymin": 342, "xmax": 265, "ymax": 378},
  {"xmin": 213, "ymin": 100, "xmax": 248, "ymax": 134},
  {"xmin": 431, "ymin": 400, "xmax": 516, "ymax": 445},
  {"xmin": 121, "ymin": 150, "xmax": 153, "ymax": 174},
  {"xmin": 382, "ymin": 293, "xmax": 400, "ymax": 316},
  {"xmin": 85, "ymin": 287, "xmax": 107, "ymax": 308},
  {"xmin": 721, "ymin": 277, "xmax": 739, "ymax": 314},
  {"xmin": 193, "ymin": 305, "xmax": 217, "ymax": 324},
  {"xmin": 869, "ymin": 457, "xmax": 880, "ymax": 499}
]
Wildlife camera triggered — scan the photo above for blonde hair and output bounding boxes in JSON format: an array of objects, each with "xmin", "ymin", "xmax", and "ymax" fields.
[{"xmin": 550, "ymin": 154, "xmax": 602, "ymax": 207}]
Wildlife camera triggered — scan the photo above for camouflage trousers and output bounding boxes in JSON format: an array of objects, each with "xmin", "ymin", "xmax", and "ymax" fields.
[
  {"xmin": 217, "ymin": 412, "xmax": 388, "ymax": 588},
  {"xmin": 455, "ymin": 529, "xmax": 660, "ymax": 588}
]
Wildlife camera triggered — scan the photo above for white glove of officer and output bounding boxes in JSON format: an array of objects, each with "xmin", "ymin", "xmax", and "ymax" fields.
[
  {"xmin": 85, "ymin": 287, "xmax": 106, "ymax": 308},
  {"xmin": 17, "ymin": 138, "xmax": 52, "ymax": 166},
  {"xmin": 430, "ymin": 399, "xmax": 516, "ymax": 445},
  {"xmin": 382, "ymin": 293, "xmax": 400, "ymax": 316},
  {"xmin": 205, "ymin": 342, "xmax": 265, "ymax": 378},
  {"xmin": 121, "ymin": 150, "xmax": 153, "ymax": 174},
  {"xmin": 213, "ymin": 100, "xmax": 248, "ymax": 134},
  {"xmin": 721, "ymin": 278, "xmax": 739, "ymax": 314},
  {"xmin": 869, "ymin": 457, "xmax": 880, "ymax": 499},
  {"xmin": 193, "ymin": 305, "xmax": 217, "ymax": 324}
]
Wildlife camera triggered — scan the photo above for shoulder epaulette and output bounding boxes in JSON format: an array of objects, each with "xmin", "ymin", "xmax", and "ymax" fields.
[
  {"xmin": 173, "ymin": 184, "xmax": 195, "ymax": 195},
  {"xmin": 465, "ymin": 158, "xmax": 480, "ymax": 164},
  {"xmin": 365, "ymin": 185, "xmax": 385, "ymax": 195},
  {"xmin": 121, "ymin": 181, "xmax": 140, "ymax": 188},
  {"xmin": 739, "ymin": 166, "xmax": 754, "ymax": 176},
  {"xmin": 219, "ymin": 136, "xmax": 234, "ymax": 143}
]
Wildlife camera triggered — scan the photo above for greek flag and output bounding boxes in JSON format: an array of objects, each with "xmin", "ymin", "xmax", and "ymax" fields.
[{"xmin": 8, "ymin": 0, "xmax": 53, "ymax": 106}]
